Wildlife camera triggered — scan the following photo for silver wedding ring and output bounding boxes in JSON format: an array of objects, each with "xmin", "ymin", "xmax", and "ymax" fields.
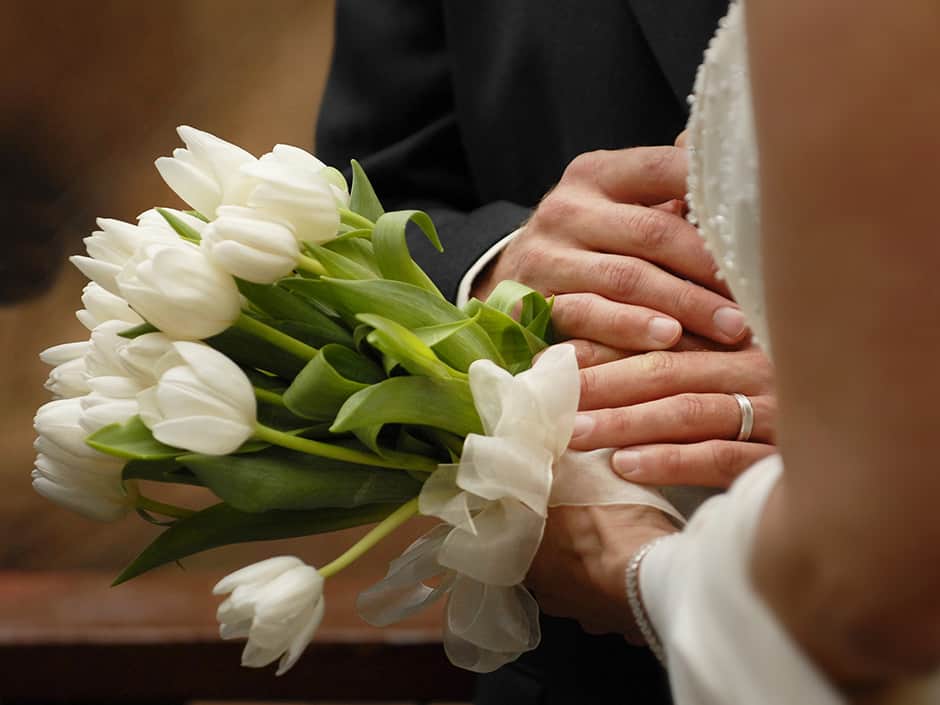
[{"xmin": 732, "ymin": 393, "xmax": 754, "ymax": 442}]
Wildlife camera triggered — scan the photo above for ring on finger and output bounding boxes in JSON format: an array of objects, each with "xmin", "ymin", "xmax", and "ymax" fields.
[{"xmin": 731, "ymin": 393, "xmax": 754, "ymax": 442}]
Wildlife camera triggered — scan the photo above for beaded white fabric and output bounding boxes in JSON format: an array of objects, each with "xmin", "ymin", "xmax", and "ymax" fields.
[
  {"xmin": 639, "ymin": 3, "xmax": 940, "ymax": 702},
  {"xmin": 686, "ymin": 1, "xmax": 768, "ymax": 352}
]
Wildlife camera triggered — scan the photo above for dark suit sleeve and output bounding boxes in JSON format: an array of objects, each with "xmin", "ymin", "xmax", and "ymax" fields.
[{"xmin": 316, "ymin": 0, "xmax": 529, "ymax": 301}]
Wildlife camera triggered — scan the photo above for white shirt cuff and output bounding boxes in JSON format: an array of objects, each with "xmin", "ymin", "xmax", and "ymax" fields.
[{"xmin": 455, "ymin": 227, "xmax": 523, "ymax": 306}]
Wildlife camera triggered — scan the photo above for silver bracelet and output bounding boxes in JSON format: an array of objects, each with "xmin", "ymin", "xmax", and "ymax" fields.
[{"xmin": 626, "ymin": 535, "xmax": 672, "ymax": 666}]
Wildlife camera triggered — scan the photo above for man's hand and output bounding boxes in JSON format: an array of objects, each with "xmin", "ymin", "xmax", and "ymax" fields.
[
  {"xmin": 526, "ymin": 504, "xmax": 675, "ymax": 640},
  {"xmin": 570, "ymin": 347, "xmax": 777, "ymax": 488},
  {"xmin": 472, "ymin": 146, "xmax": 748, "ymax": 350}
]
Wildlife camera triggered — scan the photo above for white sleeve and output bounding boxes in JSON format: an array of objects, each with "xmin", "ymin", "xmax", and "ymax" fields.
[
  {"xmin": 640, "ymin": 456, "xmax": 845, "ymax": 705},
  {"xmin": 455, "ymin": 228, "xmax": 522, "ymax": 307}
]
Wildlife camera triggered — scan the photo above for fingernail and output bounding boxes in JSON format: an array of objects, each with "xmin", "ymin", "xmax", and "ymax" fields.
[
  {"xmin": 648, "ymin": 316, "xmax": 681, "ymax": 345},
  {"xmin": 571, "ymin": 414, "xmax": 595, "ymax": 441},
  {"xmin": 713, "ymin": 307, "xmax": 747, "ymax": 340},
  {"xmin": 612, "ymin": 449, "xmax": 641, "ymax": 476}
]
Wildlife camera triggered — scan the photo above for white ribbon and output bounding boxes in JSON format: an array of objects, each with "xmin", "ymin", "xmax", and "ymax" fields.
[{"xmin": 357, "ymin": 344, "xmax": 683, "ymax": 672}]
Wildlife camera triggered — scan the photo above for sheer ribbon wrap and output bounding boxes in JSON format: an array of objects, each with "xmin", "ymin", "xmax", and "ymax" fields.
[{"xmin": 357, "ymin": 344, "xmax": 684, "ymax": 672}]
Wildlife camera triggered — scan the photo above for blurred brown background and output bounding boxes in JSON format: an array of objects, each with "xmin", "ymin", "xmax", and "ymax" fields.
[{"xmin": 0, "ymin": 0, "xmax": 432, "ymax": 577}]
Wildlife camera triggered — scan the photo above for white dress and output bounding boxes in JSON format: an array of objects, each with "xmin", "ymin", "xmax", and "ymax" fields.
[{"xmin": 641, "ymin": 3, "xmax": 940, "ymax": 702}]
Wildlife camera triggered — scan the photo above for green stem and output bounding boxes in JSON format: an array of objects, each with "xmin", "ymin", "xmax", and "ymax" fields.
[
  {"xmin": 254, "ymin": 387, "xmax": 287, "ymax": 407},
  {"xmin": 254, "ymin": 423, "xmax": 437, "ymax": 472},
  {"xmin": 136, "ymin": 495, "xmax": 195, "ymax": 520},
  {"xmin": 234, "ymin": 313, "xmax": 318, "ymax": 361},
  {"xmin": 297, "ymin": 254, "xmax": 327, "ymax": 276},
  {"xmin": 320, "ymin": 498, "xmax": 419, "ymax": 578},
  {"xmin": 338, "ymin": 208, "xmax": 375, "ymax": 230}
]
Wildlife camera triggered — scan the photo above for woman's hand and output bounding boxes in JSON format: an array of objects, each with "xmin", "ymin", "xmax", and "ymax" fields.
[
  {"xmin": 526, "ymin": 504, "xmax": 676, "ymax": 641},
  {"xmin": 570, "ymin": 346, "xmax": 777, "ymax": 488}
]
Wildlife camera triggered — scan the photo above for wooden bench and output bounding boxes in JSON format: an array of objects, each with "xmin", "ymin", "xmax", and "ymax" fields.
[{"xmin": 0, "ymin": 570, "xmax": 474, "ymax": 703}]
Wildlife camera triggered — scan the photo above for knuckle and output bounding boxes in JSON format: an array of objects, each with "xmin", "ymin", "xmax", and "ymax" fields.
[
  {"xmin": 636, "ymin": 147, "xmax": 679, "ymax": 188},
  {"xmin": 513, "ymin": 246, "xmax": 547, "ymax": 283},
  {"xmin": 711, "ymin": 443, "xmax": 743, "ymax": 479},
  {"xmin": 597, "ymin": 257, "xmax": 644, "ymax": 299},
  {"xmin": 628, "ymin": 208, "xmax": 672, "ymax": 251},
  {"xmin": 639, "ymin": 350, "xmax": 675, "ymax": 380},
  {"xmin": 532, "ymin": 191, "xmax": 580, "ymax": 232},
  {"xmin": 564, "ymin": 149, "xmax": 608, "ymax": 182},
  {"xmin": 658, "ymin": 444, "xmax": 684, "ymax": 475},
  {"xmin": 670, "ymin": 280, "xmax": 704, "ymax": 318},
  {"xmin": 558, "ymin": 295, "xmax": 594, "ymax": 336},
  {"xmin": 676, "ymin": 394, "xmax": 708, "ymax": 428},
  {"xmin": 579, "ymin": 365, "xmax": 599, "ymax": 398}
]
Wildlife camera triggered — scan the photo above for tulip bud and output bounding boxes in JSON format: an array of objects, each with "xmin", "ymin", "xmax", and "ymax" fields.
[
  {"xmin": 76, "ymin": 282, "xmax": 143, "ymax": 331},
  {"xmin": 41, "ymin": 341, "xmax": 92, "ymax": 398},
  {"xmin": 32, "ymin": 452, "xmax": 136, "ymax": 522},
  {"xmin": 241, "ymin": 144, "xmax": 345, "ymax": 244},
  {"xmin": 137, "ymin": 341, "xmax": 256, "ymax": 455},
  {"xmin": 70, "ymin": 217, "xmax": 179, "ymax": 295},
  {"xmin": 116, "ymin": 239, "xmax": 242, "ymax": 341},
  {"xmin": 201, "ymin": 206, "xmax": 300, "ymax": 284},
  {"xmin": 155, "ymin": 126, "xmax": 256, "ymax": 218},
  {"xmin": 118, "ymin": 331, "xmax": 176, "ymax": 386},
  {"xmin": 214, "ymin": 556, "xmax": 325, "ymax": 676},
  {"xmin": 34, "ymin": 397, "xmax": 111, "ymax": 461}
]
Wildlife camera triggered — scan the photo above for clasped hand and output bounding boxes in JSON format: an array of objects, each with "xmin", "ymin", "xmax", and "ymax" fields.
[{"xmin": 474, "ymin": 140, "xmax": 778, "ymax": 637}]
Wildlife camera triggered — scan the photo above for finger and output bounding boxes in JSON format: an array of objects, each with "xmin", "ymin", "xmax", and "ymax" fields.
[
  {"xmin": 651, "ymin": 199, "xmax": 687, "ymax": 217},
  {"xmin": 549, "ymin": 250, "xmax": 747, "ymax": 344},
  {"xmin": 585, "ymin": 201, "xmax": 726, "ymax": 294},
  {"xmin": 671, "ymin": 332, "xmax": 739, "ymax": 352},
  {"xmin": 565, "ymin": 339, "xmax": 637, "ymax": 368},
  {"xmin": 565, "ymin": 146, "xmax": 689, "ymax": 205},
  {"xmin": 579, "ymin": 349, "xmax": 773, "ymax": 410},
  {"xmin": 674, "ymin": 130, "xmax": 689, "ymax": 149},
  {"xmin": 569, "ymin": 393, "xmax": 776, "ymax": 450},
  {"xmin": 610, "ymin": 441, "xmax": 777, "ymax": 489},
  {"xmin": 552, "ymin": 293, "xmax": 682, "ymax": 350}
]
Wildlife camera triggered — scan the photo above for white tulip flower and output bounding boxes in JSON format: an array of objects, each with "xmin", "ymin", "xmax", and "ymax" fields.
[
  {"xmin": 76, "ymin": 282, "xmax": 144, "ymax": 331},
  {"xmin": 118, "ymin": 331, "xmax": 176, "ymax": 386},
  {"xmin": 116, "ymin": 239, "xmax": 242, "ymax": 341},
  {"xmin": 155, "ymin": 126, "xmax": 256, "ymax": 218},
  {"xmin": 214, "ymin": 556, "xmax": 326, "ymax": 676},
  {"xmin": 32, "ymin": 451, "xmax": 136, "ymax": 522},
  {"xmin": 78, "ymin": 393, "xmax": 139, "ymax": 435},
  {"xmin": 241, "ymin": 144, "xmax": 347, "ymax": 244},
  {"xmin": 34, "ymin": 397, "xmax": 112, "ymax": 462},
  {"xmin": 201, "ymin": 206, "xmax": 300, "ymax": 284},
  {"xmin": 41, "ymin": 341, "xmax": 92, "ymax": 398},
  {"xmin": 137, "ymin": 341, "xmax": 256, "ymax": 455},
  {"xmin": 70, "ymin": 217, "xmax": 179, "ymax": 295}
]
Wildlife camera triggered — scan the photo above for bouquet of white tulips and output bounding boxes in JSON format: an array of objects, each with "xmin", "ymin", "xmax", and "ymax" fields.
[{"xmin": 35, "ymin": 127, "xmax": 679, "ymax": 676}]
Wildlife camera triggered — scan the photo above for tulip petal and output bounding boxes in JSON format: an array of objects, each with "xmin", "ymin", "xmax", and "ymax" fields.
[{"xmin": 151, "ymin": 416, "xmax": 253, "ymax": 455}]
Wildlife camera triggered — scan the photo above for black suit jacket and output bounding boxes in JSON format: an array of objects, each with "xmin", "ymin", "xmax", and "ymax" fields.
[
  {"xmin": 317, "ymin": 0, "xmax": 728, "ymax": 303},
  {"xmin": 317, "ymin": 3, "xmax": 728, "ymax": 703}
]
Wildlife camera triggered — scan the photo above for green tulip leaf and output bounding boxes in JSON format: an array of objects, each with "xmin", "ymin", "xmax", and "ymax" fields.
[
  {"xmin": 322, "ymin": 237, "xmax": 380, "ymax": 274},
  {"xmin": 283, "ymin": 344, "xmax": 385, "ymax": 420},
  {"xmin": 123, "ymin": 458, "xmax": 202, "ymax": 487},
  {"xmin": 178, "ymin": 447, "xmax": 422, "ymax": 513},
  {"xmin": 349, "ymin": 159, "xmax": 385, "ymax": 222},
  {"xmin": 86, "ymin": 415, "xmax": 183, "ymax": 461},
  {"xmin": 235, "ymin": 279, "xmax": 353, "ymax": 347},
  {"xmin": 462, "ymin": 298, "xmax": 548, "ymax": 374},
  {"xmin": 307, "ymin": 243, "xmax": 378, "ymax": 281},
  {"xmin": 207, "ymin": 326, "xmax": 306, "ymax": 379},
  {"xmin": 118, "ymin": 322, "xmax": 159, "ymax": 339},
  {"xmin": 332, "ymin": 376, "xmax": 482, "ymax": 438},
  {"xmin": 372, "ymin": 210, "xmax": 443, "ymax": 297},
  {"xmin": 282, "ymin": 278, "xmax": 503, "ymax": 372},
  {"xmin": 156, "ymin": 207, "xmax": 202, "ymax": 243},
  {"xmin": 113, "ymin": 501, "xmax": 399, "ymax": 585},
  {"xmin": 358, "ymin": 313, "xmax": 464, "ymax": 381}
]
